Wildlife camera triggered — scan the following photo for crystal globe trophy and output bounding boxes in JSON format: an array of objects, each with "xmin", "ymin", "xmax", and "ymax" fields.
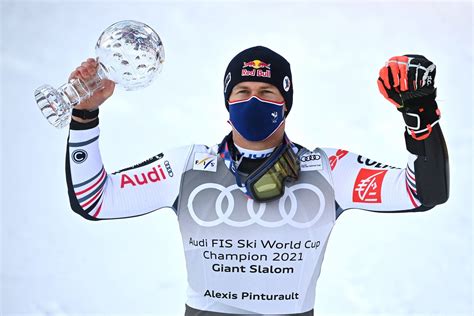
[{"xmin": 34, "ymin": 20, "xmax": 165, "ymax": 128}]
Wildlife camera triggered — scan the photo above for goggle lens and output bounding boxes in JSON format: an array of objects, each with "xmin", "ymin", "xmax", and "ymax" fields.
[{"xmin": 251, "ymin": 148, "xmax": 299, "ymax": 201}]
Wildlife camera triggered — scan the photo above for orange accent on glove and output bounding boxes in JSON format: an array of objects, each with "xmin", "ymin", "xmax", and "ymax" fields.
[{"xmin": 410, "ymin": 124, "xmax": 433, "ymax": 140}]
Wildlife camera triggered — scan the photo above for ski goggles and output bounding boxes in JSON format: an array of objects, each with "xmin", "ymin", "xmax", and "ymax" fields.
[{"xmin": 244, "ymin": 143, "xmax": 300, "ymax": 202}]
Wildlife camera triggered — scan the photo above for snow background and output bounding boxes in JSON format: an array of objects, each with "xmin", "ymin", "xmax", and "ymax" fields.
[{"xmin": 1, "ymin": 0, "xmax": 472, "ymax": 315}]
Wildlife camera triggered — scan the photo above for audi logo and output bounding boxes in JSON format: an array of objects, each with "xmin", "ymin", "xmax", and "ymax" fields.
[
  {"xmin": 300, "ymin": 154, "xmax": 321, "ymax": 162},
  {"xmin": 187, "ymin": 183, "xmax": 325, "ymax": 228},
  {"xmin": 164, "ymin": 160, "xmax": 173, "ymax": 177}
]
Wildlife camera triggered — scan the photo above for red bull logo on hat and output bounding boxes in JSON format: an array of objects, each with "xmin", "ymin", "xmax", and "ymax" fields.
[
  {"xmin": 243, "ymin": 60, "xmax": 271, "ymax": 69},
  {"xmin": 242, "ymin": 59, "xmax": 271, "ymax": 78}
]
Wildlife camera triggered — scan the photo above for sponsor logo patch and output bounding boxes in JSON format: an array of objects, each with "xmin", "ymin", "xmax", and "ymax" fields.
[
  {"xmin": 72, "ymin": 149, "xmax": 88, "ymax": 164},
  {"xmin": 224, "ymin": 72, "xmax": 231, "ymax": 93},
  {"xmin": 242, "ymin": 59, "xmax": 271, "ymax": 78},
  {"xmin": 120, "ymin": 164, "xmax": 167, "ymax": 188},
  {"xmin": 193, "ymin": 153, "xmax": 217, "ymax": 172},
  {"xmin": 300, "ymin": 152, "xmax": 322, "ymax": 171},
  {"xmin": 283, "ymin": 76, "xmax": 291, "ymax": 92},
  {"xmin": 357, "ymin": 155, "xmax": 397, "ymax": 169},
  {"xmin": 188, "ymin": 183, "xmax": 325, "ymax": 228},
  {"xmin": 164, "ymin": 160, "xmax": 174, "ymax": 177},
  {"xmin": 352, "ymin": 168, "xmax": 388, "ymax": 203},
  {"xmin": 329, "ymin": 149, "xmax": 349, "ymax": 170},
  {"xmin": 271, "ymin": 111, "xmax": 278, "ymax": 123}
]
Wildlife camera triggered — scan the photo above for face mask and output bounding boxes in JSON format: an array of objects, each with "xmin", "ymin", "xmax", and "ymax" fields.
[{"xmin": 229, "ymin": 96, "xmax": 285, "ymax": 141}]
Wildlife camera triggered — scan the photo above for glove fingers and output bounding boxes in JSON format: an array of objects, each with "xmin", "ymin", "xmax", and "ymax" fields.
[
  {"xmin": 407, "ymin": 63, "xmax": 417, "ymax": 91},
  {"xmin": 377, "ymin": 78, "xmax": 389, "ymax": 98},
  {"xmin": 387, "ymin": 66, "xmax": 398, "ymax": 92},
  {"xmin": 377, "ymin": 78, "xmax": 402, "ymax": 108},
  {"xmin": 378, "ymin": 54, "xmax": 437, "ymax": 112},
  {"xmin": 395, "ymin": 56, "xmax": 409, "ymax": 92},
  {"xmin": 387, "ymin": 59, "xmax": 400, "ymax": 88},
  {"xmin": 417, "ymin": 67, "xmax": 427, "ymax": 88},
  {"xmin": 379, "ymin": 66, "xmax": 391, "ymax": 89}
]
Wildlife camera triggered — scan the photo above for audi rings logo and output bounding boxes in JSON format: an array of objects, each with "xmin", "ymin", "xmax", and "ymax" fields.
[
  {"xmin": 164, "ymin": 160, "xmax": 173, "ymax": 177},
  {"xmin": 72, "ymin": 149, "xmax": 87, "ymax": 164},
  {"xmin": 187, "ymin": 183, "xmax": 325, "ymax": 228},
  {"xmin": 300, "ymin": 154, "xmax": 321, "ymax": 162}
]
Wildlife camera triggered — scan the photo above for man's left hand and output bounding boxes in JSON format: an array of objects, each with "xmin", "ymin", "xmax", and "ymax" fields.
[
  {"xmin": 377, "ymin": 55, "xmax": 436, "ymax": 111},
  {"xmin": 377, "ymin": 55, "xmax": 441, "ymax": 141}
]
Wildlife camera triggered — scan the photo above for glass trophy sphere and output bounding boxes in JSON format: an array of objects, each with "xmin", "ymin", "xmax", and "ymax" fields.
[{"xmin": 95, "ymin": 20, "xmax": 165, "ymax": 91}]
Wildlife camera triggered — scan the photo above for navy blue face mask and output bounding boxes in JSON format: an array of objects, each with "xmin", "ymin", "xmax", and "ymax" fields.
[{"xmin": 228, "ymin": 96, "xmax": 285, "ymax": 141}]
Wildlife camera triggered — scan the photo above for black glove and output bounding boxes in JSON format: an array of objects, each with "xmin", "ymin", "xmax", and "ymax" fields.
[{"xmin": 377, "ymin": 55, "xmax": 440, "ymax": 140}]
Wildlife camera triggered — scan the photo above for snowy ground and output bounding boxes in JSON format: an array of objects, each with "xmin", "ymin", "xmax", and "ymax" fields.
[{"xmin": 1, "ymin": 1, "xmax": 472, "ymax": 315}]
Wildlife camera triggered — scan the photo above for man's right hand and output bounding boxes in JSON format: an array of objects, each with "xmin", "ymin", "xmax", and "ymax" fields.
[{"xmin": 70, "ymin": 58, "xmax": 115, "ymax": 122}]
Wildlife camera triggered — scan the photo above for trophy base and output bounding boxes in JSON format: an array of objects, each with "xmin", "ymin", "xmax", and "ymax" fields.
[{"xmin": 35, "ymin": 85, "xmax": 71, "ymax": 129}]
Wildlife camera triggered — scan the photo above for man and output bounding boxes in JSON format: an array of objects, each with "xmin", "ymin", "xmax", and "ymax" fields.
[{"xmin": 66, "ymin": 46, "xmax": 449, "ymax": 315}]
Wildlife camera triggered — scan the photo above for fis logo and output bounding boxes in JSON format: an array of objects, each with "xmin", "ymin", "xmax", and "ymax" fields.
[
  {"xmin": 193, "ymin": 153, "xmax": 217, "ymax": 172},
  {"xmin": 352, "ymin": 168, "xmax": 388, "ymax": 203}
]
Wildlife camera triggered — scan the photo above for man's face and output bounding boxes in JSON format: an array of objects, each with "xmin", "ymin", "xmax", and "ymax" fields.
[
  {"xmin": 228, "ymin": 81, "xmax": 287, "ymax": 146},
  {"xmin": 229, "ymin": 82, "xmax": 285, "ymax": 106}
]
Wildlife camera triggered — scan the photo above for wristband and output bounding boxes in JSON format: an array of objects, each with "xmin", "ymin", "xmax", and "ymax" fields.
[
  {"xmin": 401, "ymin": 98, "xmax": 440, "ymax": 141},
  {"xmin": 70, "ymin": 117, "xmax": 99, "ymax": 130},
  {"xmin": 72, "ymin": 108, "xmax": 99, "ymax": 120}
]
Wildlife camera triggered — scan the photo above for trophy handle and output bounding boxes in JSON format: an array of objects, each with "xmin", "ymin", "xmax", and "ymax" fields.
[{"xmin": 34, "ymin": 64, "xmax": 108, "ymax": 128}]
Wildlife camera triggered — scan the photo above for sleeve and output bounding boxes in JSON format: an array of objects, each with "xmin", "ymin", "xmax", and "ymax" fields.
[
  {"xmin": 65, "ymin": 119, "xmax": 192, "ymax": 220},
  {"xmin": 322, "ymin": 124, "xmax": 449, "ymax": 214}
]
